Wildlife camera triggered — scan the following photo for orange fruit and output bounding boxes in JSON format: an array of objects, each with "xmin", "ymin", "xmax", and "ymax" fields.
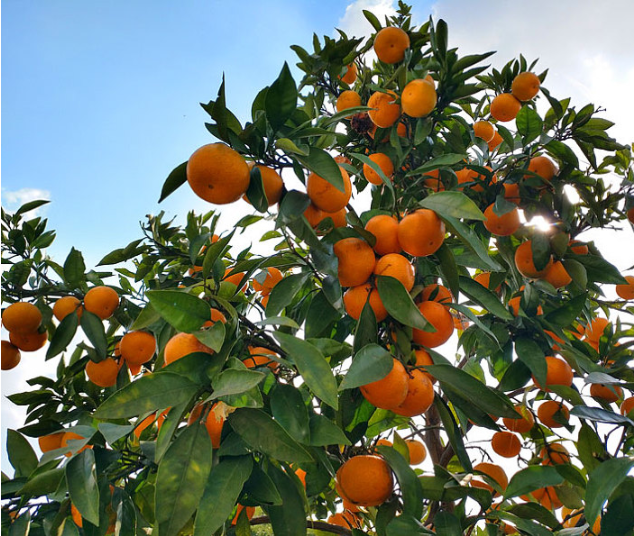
[
  {"xmin": 503, "ymin": 182, "xmax": 521, "ymax": 205},
  {"xmin": 339, "ymin": 63, "xmax": 357, "ymax": 85},
  {"xmin": 365, "ymin": 214, "xmax": 401, "ymax": 255},
  {"xmin": 120, "ymin": 331, "xmax": 156, "ymax": 366},
  {"xmin": 336, "ymin": 455, "xmax": 394, "ymax": 507},
  {"xmin": 412, "ymin": 301, "xmax": 454, "ymax": 348},
  {"xmin": 530, "ymin": 486, "xmax": 563, "ymax": 510},
  {"xmin": 367, "ymin": 90, "xmax": 401, "ymax": 128},
  {"xmin": 38, "ymin": 431, "xmax": 65, "ymax": 453},
  {"xmin": 569, "ymin": 240, "xmax": 588, "ymax": 255},
  {"xmin": 306, "ymin": 167, "xmax": 352, "ymax": 213},
  {"xmin": 373, "ymin": 27, "xmax": 410, "ymax": 64},
  {"xmin": 61, "ymin": 431, "xmax": 91, "ymax": 457},
  {"xmin": 483, "ymin": 204, "xmax": 521, "ymax": 236},
  {"xmin": 343, "ymin": 283, "xmax": 388, "ymax": 322},
  {"xmin": 534, "ymin": 356, "xmax": 574, "ymax": 390},
  {"xmin": 2, "ymin": 302, "xmax": 42, "ymax": 334},
  {"xmin": 537, "ymin": 400, "xmax": 569, "ymax": 428},
  {"xmin": 86, "ymin": 358, "xmax": 120, "ymax": 388},
  {"xmin": 585, "ymin": 317, "xmax": 609, "ymax": 342},
  {"xmin": 244, "ymin": 346, "xmax": 280, "ymax": 371},
  {"xmin": 616, "ymin": 275, "xmax": 634, "ymax": 300},
  {"xmin": 527, "ymin": 155, "xmax": 557, "ymax": 182},
  {"xmin": 420, "ymin": 284, "xmax": 452, "ymax": 304},
  {"xmin": 488, "ymin": 131, "xmax": 504, "ymax": 151},
  {"xmin": 392, "ymin": 369, "xmax": 435, "ymax": 417},
  {"xmin": 304, "ymin": 204, "xmax": 324, "ymax": 227},
  {"xmin": 620, "ymin": 396, "xmax": 634, "ymax": 416},
  {"xmin": 327, "ymin": 511, "xmax": 360, "ymax": 529},
  {"xmin": 333, "ymin": 237, "xmax": 377, "ymax": 287},
  {"xmin": 406, "ymin": 439, "xmax": 427, "ymax": 465},
  {"xmin": 223, "ymin": 267, "xmax": 248, "ymax": 292},
  {"xmin": 491, "ymin": 431, "xmax": 521, "ymax": 458},
  {"xmin": 503, "ymin": 405, "xmax": 535, "ymax": 433},
  {"xmin": 540, "ymin": 443, "xmax": 570, "ymax": 465},
  {"xmin": 401, "ymin": 79, "xmax": 437, "ymax": 118},
  {"xmin": 414, "ymin": 348, "xmax": 436, "ymax": 383},
  {"xmin": 84, "ymin": 286, "xmax": 120, "ymax": 320},
  {"xmin": 363, "ymin": 153, "xmax": 394, "ymax": 185},
  {"xmin": 508, "ymin": 295, "xmax": 543, "ymax": 317},
  {"xmin": 514, "ymin": 240, "xmax": 553, "ymax": 279},
  {"xmin": 202, "ymin": 308, "xmax": 227, "ymax": 328},
  {"xmin": 247, "ymin": 164, "xmax": 283, "ymax": 206},
  {"xmin": 53, "ymin": 296, "xmax": 83, "ymax": 321},
  {"xmin": 323, "ymin": 207, "xmax": 348, "ymax": 228},
  {"xmin": 472, "ymin": 462, "xmax": 508, "ymax": 494},
  {"xmin": 375, "ymin": 438, "xmax": 393, "ymax": 448},
  {"xmin": 511, "ymin": 72, "xmax": 540, "ymax": 101},
  {"xmin": 398, "ymin": 209, "xmax": 445, "ymax": 257},
  {"xmin": 543, "ymin": 261, "xmax": 572, "ymax": 288},
  {"xmin": 360, "ymin": 357, "xmax": 408, "ymax": 410},
  {"xmin": 374, "ymin": 253, "xmax": 415, "ymax": 291},
  {"xmin": 252, "ymin": 267, "xmax": 283, "ymax": 294},
  {"xmin": 188, "ymin": 403, "xmax": 225, "ymax": 448},
  {"xmin": 1, "ymin": 341, "xmax": 21, "ymax": 370},
  {"xmin": 231, "ymin": 505, "xmax": 255, "ymax": 526},
  {"xmin": 336, "ymin": 90, "xmax": 362, "ymax": 116},
  {"xmin": 423, "ymin": 169, "xmax": 444, "ymax": 191},
  {"xmin": 9, "ymin": 330, "xmax": 47, "ymax": 352},
  {"xmin": 490, "ymin": 93, "xmax": 521, "ymax": 122},
  {"xmin": 186, "ymin": 143, "xmax": 250, "ymax": 205},
  {"xmin": 71, "ymin": 503, "xmax": 83, "ymax": 528},
  {"xmin": 474, "ymin": 272, "xmax": 501, "ymax": 292},
  {"xmin": 590, "ymin": 383, "xmax": 623, "ymax": 403},
  {"xmin": 164, "ymin": 332, "xmax": 213, "ymax": 365},
  {"xmin": 473, "ymin": 120, "xmax": 495, "ymax": 142}
]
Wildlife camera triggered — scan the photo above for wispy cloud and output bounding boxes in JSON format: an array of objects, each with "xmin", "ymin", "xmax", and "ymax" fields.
[
  {"xmin": 339, "ymin": 0, "xmax": 396, "ymax": 38},
  {"xmin": 2, "ymin": 187, "xmax": 52, "ymax": 218}
]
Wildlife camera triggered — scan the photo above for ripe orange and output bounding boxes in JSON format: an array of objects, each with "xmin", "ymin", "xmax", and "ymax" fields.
[
  {"xmin": 616, "ymin": 275, "xmax": 634, "ymax": 300},
  {"xmin": 53, "ymin": 296, "xmax": 83, "ymax": 321},
  {"xmin": 406, "ymin": 439, "xmax": 427, "ymax": 465},
  {"xmin": 503, "ymin": 405, "xmax": 535, "ymax": 433},
  {"xmin": 120, "ymin": 331, "xmax": 156, "ymax": 366},
  {"xmin": 61, "ymin": 431, "xmax": 91, "ymax": 457},
  {"xmin": 86, "ymin": 358, "xmax": 120, "ymax": 388},
  {"xmin": 503, "ymin": 182, "xmax": 521, "ymax": 205},
  {"xmin": 540, "ymin": 443, "xmax": 571, "ymax": 465},
  {"xmin": 84, "ymin": 286, "xmax": 120, "ymax": 320},
  {"xmin": 543, "ymin": 261, "xmax": 572, "ymax": 288},
  {"xmin": 414, "ymin": 348, "xmax": 436, "ymax": 383},
  {"xmin": 9, "ymin": 330, "xmax": 47, "ymax": 352},
  {"xmin": 134, "ymin": 409, "xmax": 168, "ymax": 439},
  {"xmin": 304, "ymin": 203, "xmax": 324, "ymax": 227},
  {"xmin": 620, "ymin": 396, "xmax": 634, "ymax": 416},
  {"xmin": 491, "ymin": 431, "xmax": 521, "ymax": 458},
  {"xmin": 164, "ymin": 332, "xmax": 213, "ymax": 365},
  {"xmin": 244, "ymin": 346, "xmax": 280, "ymax": 371},
  {"xmin": 472, "ymin": 462, "xmax": 508, "ymax": 494},
  {"xmin": 529, "ymin": 486, "xmax": 563, "ymax": 510},
  {"xmin": 473, "ymin": 120, "xmax": 496, "ymax": 142},
  {"xmin": 392, "ymin": 369, "xmax": 435, "ymax": 417},
  {"xmin": 363, "ymin": 153, "xmax": 394, "ymax": 185},
  {"xmin": 343, "ymin": 283, "xmax": 387, "ymax": 322},
  {"xmin": 490, "ymin": 93, "xmax": 521, "ymax": 122},
  {"xmin": 420, "ymin": 284, "xmax": 452, "ymax": 304},
  {"xmin": 367, "ymin": 90, "xmax": 401, "ymax": 128},
  {"xmin": 186, "ymin": 143, "xmax": 250, "ymax": 205},
  {"xmin": 71, "ymin": 503, "xmax": 83, "ymax": 528},
  {"xmin": 536, "ymin": 400, "xmax": 569, "ymax": 428},
  {"xmin": 336, "ymin": 90, "xmax": 362, "ymax": 116},
  {"xmin": 590, "ymin": 383, "xmax": 623, "ymax": 403},
  {"xmin": 38, "ymin": 431, "xmax": 65, "ymax": 453},
  {"xmin": 339, "ymin": 63, "xmax": 357, "ymax": 85},
  {"xmin": 423, "ymin": 168, "xmax": 444, "ymax": 191},
  {"xmin": 306, "ymin": 167, "xmax": 352, "ymax": 213},
  {"xmin": 203, "ymin": 307, "xmax": 227, "ymax": 328},
  {"xmin": 534, "ymin": 356, "xmax": 574, "ymax": 390},
  {"xmin": 474, "ymin": 272, "xmax": 501, "ymax": 292},
  {"xmin": 373, "ymin": 27, "xmax": 410, "ymax": 64},
  {"xmin": 323, "ymin": 207, "xmax": 348, "ymax": 228},
  {"xmin": 412, "ymin": 301, "xmax": 454, "ymax": 348},
  {"xmin": 232, "ymin": 505, "xmax": 255, "ymax": 526},
  {"xmin": 527, "ymin": 156, "xmax": 557, "ymax": 183},
  {"xmin": 508, "ymin": 295, "xmax": 543, "ymax": 316},
  {"xmin": 401, "ymin": 79, "xmax": 437, "ymax": 118},
  {"xmin": 1, "ymin": 341, "xmax": 21, "ymax": 370},
  {"xmin": 247, "ymin": 164, "xmax": 284, "ymax": 206},
  {"xmin": 514, "ymin": 240, "xmax": 553, "ymax": 279},
  {"xmin": 568, "ymin": 240, "xmax": 588, "ymax": 255},
  {"xmin": 327, "ymin": 511, "xmax": 360, "ymax": 529},
  {"xmin": 488, "ymin": 131, "xmax": 504, "ymax": 151},
  {"xmin": 511, "ymin": 72, "xmax": 540, "ymax": 101},
  {"xmin": 398, "ymin": 209, "xmax": 445, "ymax": 257},
  {"xmin": 223, "ymin": 267, "xmax": 248, "ymax": 292},
  {"xmin": 336, "ymin": 455, "xmax": 394, "ymax": 507},
  {"xmin": 188, "ymin": 403, "xmax": 225, "ymax": 448},
  {"xmin": 585, "ymin": 317, "xmax": 609, "ymax": 342},
  {"xmin": 333, "ymin": 237, "xmax": 377, "ymax": 287},
  {"xmin": 365, "ymin": 214, "xmax": 401, "ymax": 255},
  {"xmin": 2, "ymin": 302, "xmax": 42, "ymax": 334},
  {"xmin": 252, "ymin": 267, "xmax": 283, "ymax": 294},
  {"xmin": 374, "ymin": 253, "xmax": 415, "ymax": 291},
  {"xmin": 360, "ymin": 357, "xmax": 408, "ymax": 410},
  {"xmin": 483, "ymin": 204, "xmax": 521, "ymax": 236}
]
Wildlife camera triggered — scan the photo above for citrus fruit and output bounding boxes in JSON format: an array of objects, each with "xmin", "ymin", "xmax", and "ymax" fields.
[
  {"xmin": 511, "ymin": 72, "xmax": 540, "ymax": 101},
  {"xmin": 84, "ymin": 286, "xmax": 120, "ymax": 320},
  {"xmin": 343, "ymin": 283, "xmax": 387, "ymax": 322},
  {"xmin": 491, "ymin": 431, "xmax": 521, "ymax": 458},
  {"xmin": 490, "ymin": 93, "xmax": 521, "ymax": 122},
  {"xmin": 616, "ymin": 275, "xmax": 634, "ymax": 300},
  {"xmin": 367, "ymin": 90, "xmax": 401, "ymax": 128},
  {"xmin": 119, "ymin": 331, "xmax": 156, "ymax": 366},
  {"xmin": 1, "ymin": 341, "xmax": 21, "ymax": 370},
  {"xmin": 363, "ymin": 153, "xmax": 394, "ymax": 185},
  {"xmin": 374, "ymin": 253, "xmax": 415, "ymax": 291},
  {"xmin": 360, "ymin": 357, "xmax": 408, "ymax": 410},
  {"xmin": 536, "ymin": 400, "xmax": 569, "ymax": 428},
  {"xmin": 412, "ymin": 301, "xmax": 454, "ymax": 348},
  {"xmin": 2, "ymin": 302, "xmax": 42, "ymax": 334},
  {"xmin": 86, "ymin": 358, "xmax": 120, "ymax": 388},
  {"xmin": 306, "ymin": 167, "xmax": 352, "ymax": 213},
  {"xmin": 392, "ymin": 368, "xmax": 435, "ymax": 417},
  {"xmin": 401, "ymin": 78, "xmax": 437, "ymax": 118},
  {"xmin": 373, "ymin": 27, "xmax": 410, "ymax": 64},
  {"xmin": 336, "ymin": 455, "xmax": 394, "ymax": 507},
  {"xmin": 398, "ymin": 209, "xmax": 445, "ymax": 257},
  {"xmin": 53, "ymin": 296, "xmax": 82, "ymax": 321},
  {"xmin": 333, "ymin": 237, "xmax": 377, "ymax": 287},
  {"xmin": 365, "ymin": 214, "xmax": 401, "ymax": 255},
  {"xmin": 483, "ymin": 204, "xmax": 521, "ymax": 236},
  {"xmin": 164, "ymin": 332, "xmax": 213, "ymax": 365}
]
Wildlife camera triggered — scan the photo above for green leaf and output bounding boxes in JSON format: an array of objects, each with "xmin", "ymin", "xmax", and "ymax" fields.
[
  {"xmin": 353, "ymin": 298, "xmax": 378, "ymax": 354},
  {"xmin": 363, "ymin": 9, "xmax": 382, "ymax": 31},
  {"xmin": 585, "ymin": 457, "xmax": 634, "ymax": 527},
  {"xmin": 436, "ymin": 244, "xmax": 460, "ymax": 301},
  {"xmin": 308, "ymin": 414, "xmax": 351, "ymax": 447},
  {"xmin": 516, "ymin": 106, "xmax": 543, "ymax": 145},
  {"xmin": 274, "ymin": 332, "xmax": 339, "ymax": 410},
  {"xmin": 570, "ymin": 405, "xmax": 634, "ymax": 427},
  {"xmin": 46, "ymin": 312, "xmax": 78, "ymax": 359},
  {"xmin": 419, "ymin": 191, "xmax": 486, "ymax": 221},
  {"xmin": 442, "ymin": 215, "xmax": 503, "ymax": 271},
  {"xmin": 193, "ymin": 456, "xmax": 253, "ymax": 536},
  {"xmin": 155, "ymin": 423, "xmax": 214, "ymax": 536},
  {"xmin": 63, "ymin": 247, "xmax": 86, "ymax": 288},
  {"xmin": 8, "ymin": 510, "xmax": 30, "ymax": 536},
  {"xmin": 377, "ymin": 446, "xmax": 423, "ymax": 519},
  {"xmin": 66, "ymin": 449, "xmax": 100, "ymax": 526},
  {"xmin": 266, "ymin": 272, "xmax": 309, "ymax": 317},
  {"xmin": 386, "ymin": 514, "xmax": 434, "ymax": 536},
  {"xmin": 94, "ymin": 373, "xmax": 199, "ymax": 419},
  {"xmin": 576, "ymin": 254, "xmax": 627, "ymax": 285},
  {"xmin": 7, "ymin": 430, "xmax": 38, "ymax": 478},
  {"xmin": 407, "ymin": 154, "xmax": 467, "ymax": 175},
  {"xmin": 159, "ymin": 161, "xmax": 188, "ymax": 203},
  {"xmin": 97, "ymin": 423, "xmax": 134, "ymax": 445},
  {"xmin": 265, "ymin": 464, "xmax": 307, "ymax": 536},
  {"xmin": 146, "ymin": 290, "xmax": 210, "ymax": 332},
  {"xmin": 544, "ymin": 293, "xmax": 588, "ymax": 327},
  {"xmin": 433, "ymin": 398, "xmax": 472, "ymax": 472},
  {"xmin": 275, "ymin": 137, "xmax": 309, "ymax": 156},
  {"xmin": 15, "ymin": 199, "xmax": 50, "ymax": 217},
  {"xmin": 294, "ymin": 146, "xmax": 345, "ymax": 193},
  {"xmin": 434, "ymin": 512, "xmax": 462, "ymax": 536},
  {"xmin": 340, "ymin": 343, "xmax": 393, "ymax": 390},
  {"xmin": 229, "ymin": 408, "xmax": 313, "ymax": 463},
  {"xmin": 376, "ymin": 276, "xmax": 430, "ymax": 331},
  {"xmin": 80, "ymin": 311, "xmax": 108, "ymax": 360},
  {"xmin": 245, "ymin": 165, "xmax": 269, "ymax": 213},
  {"xmin": 545, "ymin": 139, "xmax": 579, "ymax": 168},
  {"xmin": 211, "ymin": 369, "xmax": 265, "ymax": 399},
  {"xmin": 193, "ymin": 322, "xmax": 225, "ymax": 353},
  {"xmin": 504, "ymin": 465, "xmax": 564, "ymax": 500},
  {"xmin": 426, "ymin": 364, "xmax": 518, "ymax": 418},
  {"xmin": 458, "ymin": 275, "xmax": 514, "ymax": 320},
  {"xmin": 256, "ymin": 316, "xmax": 301, "ymax": 329},
  {"xmin": 19, "ymin": 468, "xmax": 64, "ymax": 497},
  {"xmin": 271, "ymin": 383, "xmax": 311, "ymax": 444},
  {"xmin": 98, "ymin": 239, "xmax": 145, "ymax": 266},
  {"xmin": 351, "ymin": 153, "xmax": 395, "ymax": 192},
  {"xmin": 265, "ymin": 62, "xmax": 298, "ymax": 133},
  {"xmin": 515, "ymin": 338, "xmax": 546, "ymax": 388}
]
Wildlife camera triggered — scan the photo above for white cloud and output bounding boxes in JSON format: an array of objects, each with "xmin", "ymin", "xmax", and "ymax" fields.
[
  {"xmin": 338, "ymin": 0, "xmax": 397, "ymax": 38},
  {"xmin": 2, "ymin": 188, "xmax": 52, "ymax": 218}
]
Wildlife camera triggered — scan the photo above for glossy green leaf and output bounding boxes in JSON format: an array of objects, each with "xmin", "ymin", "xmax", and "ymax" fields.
[
  {"xmin": 8, "ymin": 510, "xmax": 30, "ymax": 536},
  {"xmin": 19, "ymin": 468, "xmax": 64, "ymax": 497},
  {"xmin": 97, "ymin": 423, "xmax": 134, "ymax": 445},
  {"xmin": 433, "ymin": 398, "xmax": 472, "ymax": 472},
  {"xmin": 585, "ymin": 457, "xmax": 634, "ymax": 528},
  {"xmin": 340, "ymin": 343, "xmax": 393, "ymax": 390},
  {"xmin": 516, "ymin": 106, "xmax": 543, "ymax": 145},
  {"xmin": 570, "ymin": 405, "xmax": 634, "ymax": 427},
  {"xmin": 15, "ymin": 199, "xmax": 50, "ymax": 217},
  {"xmin": 159, "ymin": 161, "xmax": 187, "ymax": 203},
  {"xmin": 193, "ymin": 322, "xmax": 225, "ymax": 353},
  {"xmin": 63, "ymin": 247, "xmax": 86, "ymax": 288},
  {"xmin": 94, "ymin": 372, "xmax": 199, "ymax": 419},
  {"xmin": 211, "ymin": 369, "xmax": 265, "ymax": 399},
  {"xmin": 271, "ymin": 383, "xmax": 310, "ymax": 444},
  {"xmin": 80, "ymin": 311, "xmax": 108, "ymax": 360},
  {"xmin": 436, "ymin": 244, "xmax": 460, "ymax": 300},
  {"xmin": 353, "ymin": 298, "xmax": 378, "ymax": 354},
  {"xmin": 155, "ymin": 424, "xmax": 213, "ymax": 536},
  {"xmin": 507, "ymin": 503, "xmax": 560, "ymax": 530},
  {"xmin": 504, "ymin": 465, "xmax": 564, "ymax": 499},
  {"xmin": 46, "ymin": 312, "xmax": 78, "ymax": 359},
  {"xmin": 265, "ymin": 62, "xmax": 298, "ymax": 133},
  {"xmin": 7, "ymin": 430, "xmax": 38, "ymax": 478},
  {"xmin": 434, "ymin": 512, "xmax": 462, "ymax": 536},
  {"xmin": 245, "ymin": 165, "xmax": 269, "ymax": 213},
  {"xmin": 193, "ymin": 456, "xmax": 253, "ymax": 536},
  {"xmin": 458, "ymin": 275, "xmax": 513, "ymax": 320},
  {"xmin": 294, "ymin": 146, "xmax": 344, "ymax": 193},
  {"xmin": 515, "ymin": 338, "xmax": 546, "ymax": 388},
  {"xmin": 265, "ymin": 464, "xmax": 307, "ymax": 536},
  {"xmin": 442, "ymin": 215, "xmax": 503, "ymax": 271},
  {"xmin": 266, "ymin": 272, "xmax": 309, "ymax": 317},
  {"xmin": 419, "ymin": 191, "xmax": 485, "ymax": 221},
  {"xmin": 377, "ymin": 445, "xmax": 423, "ymax": 519},
  {"xmin": 386, "ymin": 514, "xmax": 434, "ymax": 536},
  {"xmin": 308, "ymin": 414, "xmax": 350, "ymax": 447},
  {"xmin": 544, "ymin": 293, "xmax": 588, "ymax": 327},
  {"xmin": 66, "ymin": 449, "xmax": 100, "ymax": 526},
  {"xmin": 229, "ymin": 408, "xmax": 313, "ymax": 463},
  {"xmin": 376, "ymin": 276, "xmax": 430, "ymax": 331},
  {"xmin": 407, "ymin": 153, "xmax": 467, "ymax": 175},
  {"xmin": 274, "ymin": 332, "xmax": 338, "ymax": 410},
  {"xmin": 146, "ymin": 290, "xmax": 210, "ymax": 332}
]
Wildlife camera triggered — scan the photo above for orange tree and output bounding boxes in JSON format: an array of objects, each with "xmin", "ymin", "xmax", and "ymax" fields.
[{"xmin": 2, "ymin": 4, "xmax": 634, "ymax": 536}]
